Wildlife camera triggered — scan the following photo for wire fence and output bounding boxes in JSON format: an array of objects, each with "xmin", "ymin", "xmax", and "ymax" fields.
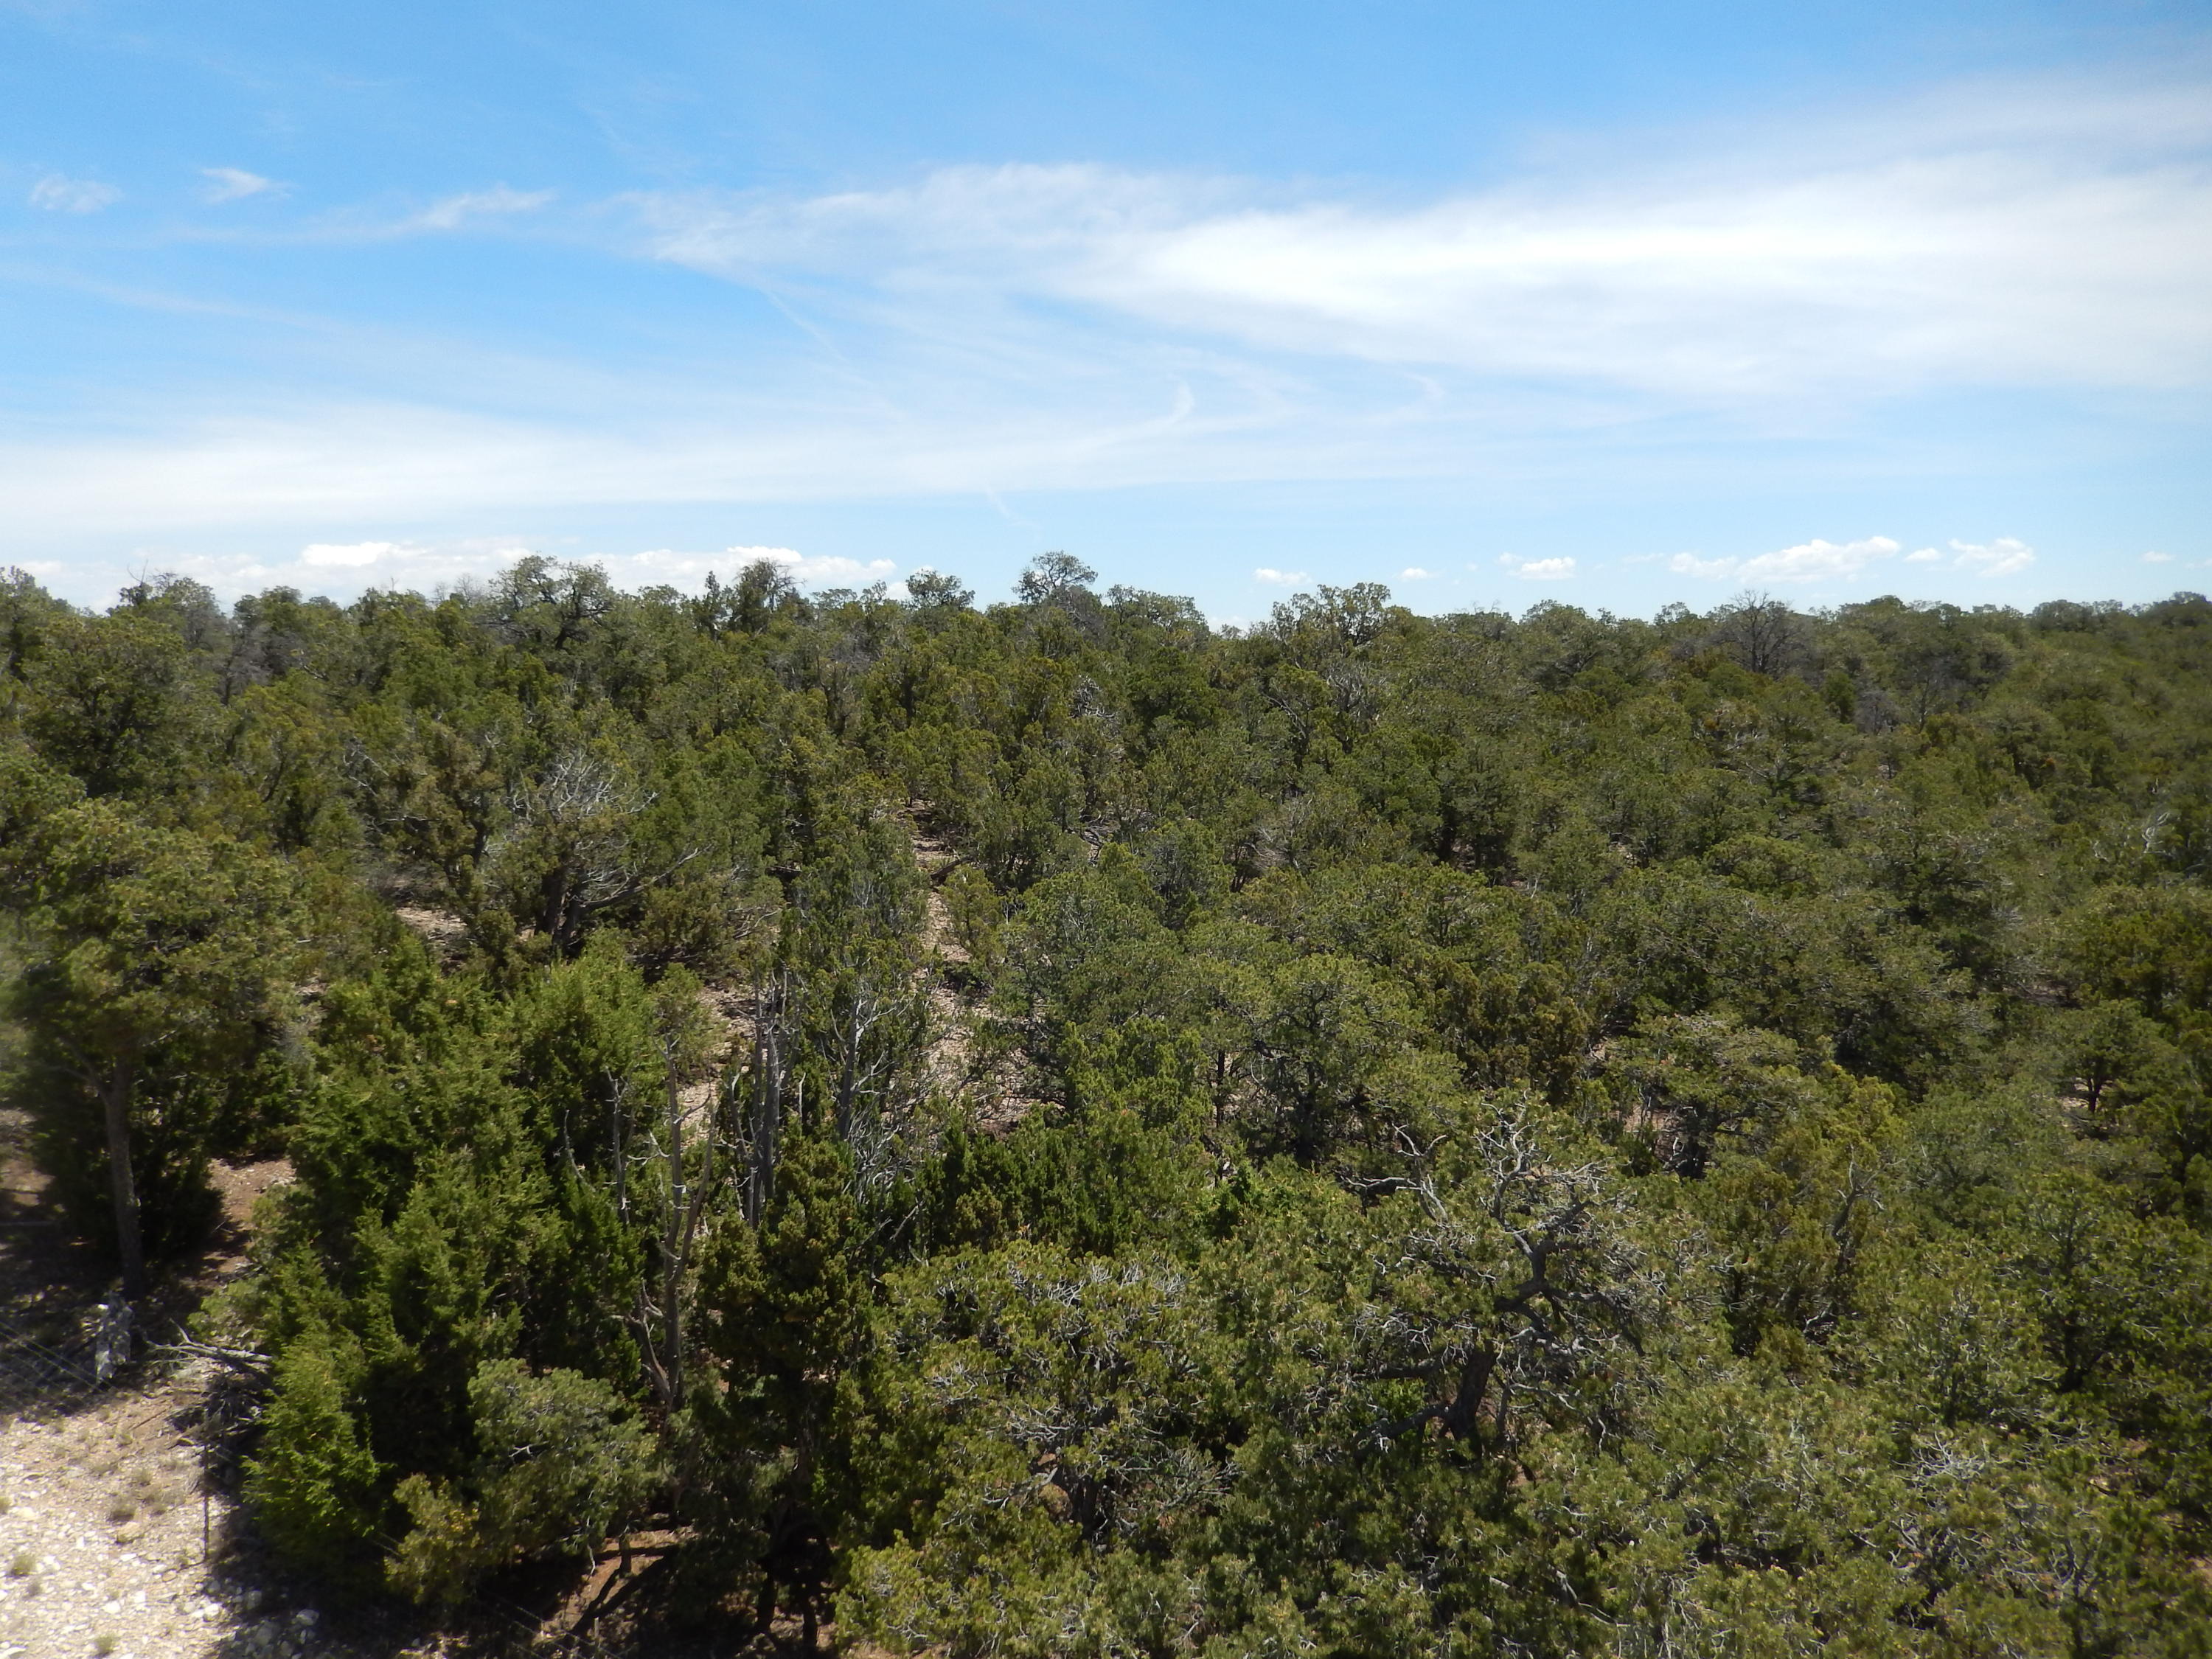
[{"xmin": 0, "ymin": 1312, "xmax": 98, "ymax": 1407}]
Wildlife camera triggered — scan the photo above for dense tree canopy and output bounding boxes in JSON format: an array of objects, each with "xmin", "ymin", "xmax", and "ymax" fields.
[{"xmin": 4, "ymin": 560, "xmax": 2211, "ymax": 1655}]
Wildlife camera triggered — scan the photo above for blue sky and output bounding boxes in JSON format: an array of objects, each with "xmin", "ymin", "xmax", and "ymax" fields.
[{"xmin": 4, "ymin": 0, "xmax": 2208, "ymax": 620}]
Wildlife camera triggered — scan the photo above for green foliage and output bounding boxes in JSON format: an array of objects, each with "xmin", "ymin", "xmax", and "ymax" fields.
[
  {"xmin": 388, "ymin": 1360, "xmax": 660, "ymax": 1606},
  {"xmin": 687, "ymin": 1132, "xmax": 873, "ymax": 1630},
  {"xmin": 243, "ymin": 1326, "xmax": 385, "ymax": 1590},
  {"xmin": 7, "ymin": 562, "xmax": 2212, "ymax": 1651},
  {"xmin": 0, "ymin": 784, "xmax": 300, "ymax": 1280},
  {"xmin": 18, "ymin": 611, "xmax": 203, "ymax": 799},
  {"xmin": 908, "ymin": 1110, "xmax": 1203, "ymax": 1257}
]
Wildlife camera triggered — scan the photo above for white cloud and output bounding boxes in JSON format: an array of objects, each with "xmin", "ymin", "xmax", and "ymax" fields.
[
  {"xmin": 5, "ymin": 69, "xmax": 2210, "ymax": 559},
  {"xmin": 276, "ymin": 184, "xmax": 557, "ymax": 243},
  {"xmin": 2144, "ymin": 550, "xmax": 2176, "ymax": 563},
  {"xmin": 1399, "ymin": 566, "xmax": 1432, "ymax": 580},
  {"xmin": 1739, "ymin": 535, "xmax": 1899, "ymax": 583},
  {"xmin": 637, "ymin": 72, "xmax": 2212, "ymax": 399},
  {"xmin": 1399, "ymin": 533, "xmax": 2005, "ymax": 591},
  {"xmin": 1666, "ymin": 536, "xmax": 1897, "ymax": 584},
  {"xmin": 0, "ymin": 394, "xmax": 1416, "ymax": 544},
  {"xmin": 414, "ymin": 187, "xmax": 555, "ymax": 231},
  {"xmin": 94, "ymin": 538, "xmax": 891, "ymax": 605},
  {"xmin": 201, "ymin": 167, "xmax": 278, "ymax": 204},
  {"xmin": 630, "ymin": 544, "xmax": 896, "ymax": 588},
  {"xmin": 301, "ymin": 540, "xmax": 411, "ymax": 568},
  {"xmin": 1253, "ymin": 567, "xmax": 1308, "ymax": 585},
  {"xmin": 137, "ymin": 535, "xmax": 543, "ymax": 597},
  {"xmin": 1947, "ymin": 537, "xmax": 2035, "ymax": 577},
  {"xmin": 28, "ymin": 174, "xmax": 120, "ymax": 213},
  {"xmin": 1500, "ymin": 554, "xmax": 1577, "ymax": 581}
]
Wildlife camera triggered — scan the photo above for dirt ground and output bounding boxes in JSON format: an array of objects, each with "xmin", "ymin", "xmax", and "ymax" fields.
[
  {"xmin": 0, "ymin": 1125, "xmax": 405, "ymax": 1659},
  {"xmin": 0, "ymin": 1389, "xmax": 250, "ymax": 1659},
  {"xmin": 0, "ymin": 1118, "xmax": 868, "ymax": 1659}
]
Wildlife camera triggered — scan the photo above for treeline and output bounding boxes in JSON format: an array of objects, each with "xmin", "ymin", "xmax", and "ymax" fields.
[{"xmin": 3, "ymin": 554, "xmax": 2211, "ymax": 1655}]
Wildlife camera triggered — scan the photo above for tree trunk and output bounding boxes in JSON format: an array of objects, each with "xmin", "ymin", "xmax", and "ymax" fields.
[
  {"xmin": 661, "ymin": 1062, "xmax": 686, "ymax": 1410},
  {"xmin": 100, "ymin": 1064, "xmax": 145, "ymax": 1300},
  {"xmin": 610, "ymin": 1078, "xmax": 628, "ymax": 1223},
  {"xmin": 1441, "ymin": 1346, "xmax": 1496, "ymax": 1444},
  {"xmin": 747, "ymin": 1000, "xmax": 782, "ymax": 1226}
]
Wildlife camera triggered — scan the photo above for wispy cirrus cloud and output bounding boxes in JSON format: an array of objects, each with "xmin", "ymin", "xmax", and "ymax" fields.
[
  {"xmin": 5, "ymin": 67, "xmax": 2209, "ymax": 586},
  {"xmin": 633, "ymin": 72, "xmax": 2212, "ymax": 400},
  {"xmin": 209, "ymin": 182, "xmax": 557, "ymax": 241},
  {"xmin": 283, "ymin": 186, "xmax": 559, "ymax": 240},
  {"xmin": 0, "ymin": 396, "xmax": 1331, "ymax": 543},
  {"xmin": 412, "ymin": 186, "xmax": 554, "ymax": 232},
  {"xmin": 28, "ymin": 173, "xmax": 120, "ymax": 213},
  {"xmin": 201, "ymin": 167, "xmax": 279, "ymax": 203}
]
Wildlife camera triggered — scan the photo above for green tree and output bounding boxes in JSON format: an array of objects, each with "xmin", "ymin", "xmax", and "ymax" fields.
[
  {"xmin": 692, "ymin": 1133, "xmax": 872, "ymax": 1643},
  {"xmin": 1, "ymin": 795, "xmax": 297, "ymax": 1293},
  {"xmin": 388, "ymin": 1359, "xmax": 661, "ymax": 1606}
]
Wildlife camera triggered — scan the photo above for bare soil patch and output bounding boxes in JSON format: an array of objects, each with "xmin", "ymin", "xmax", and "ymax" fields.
[{"xmin": 0, "ymin": 1116, "xmax": 406, "ymax": 1659}]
